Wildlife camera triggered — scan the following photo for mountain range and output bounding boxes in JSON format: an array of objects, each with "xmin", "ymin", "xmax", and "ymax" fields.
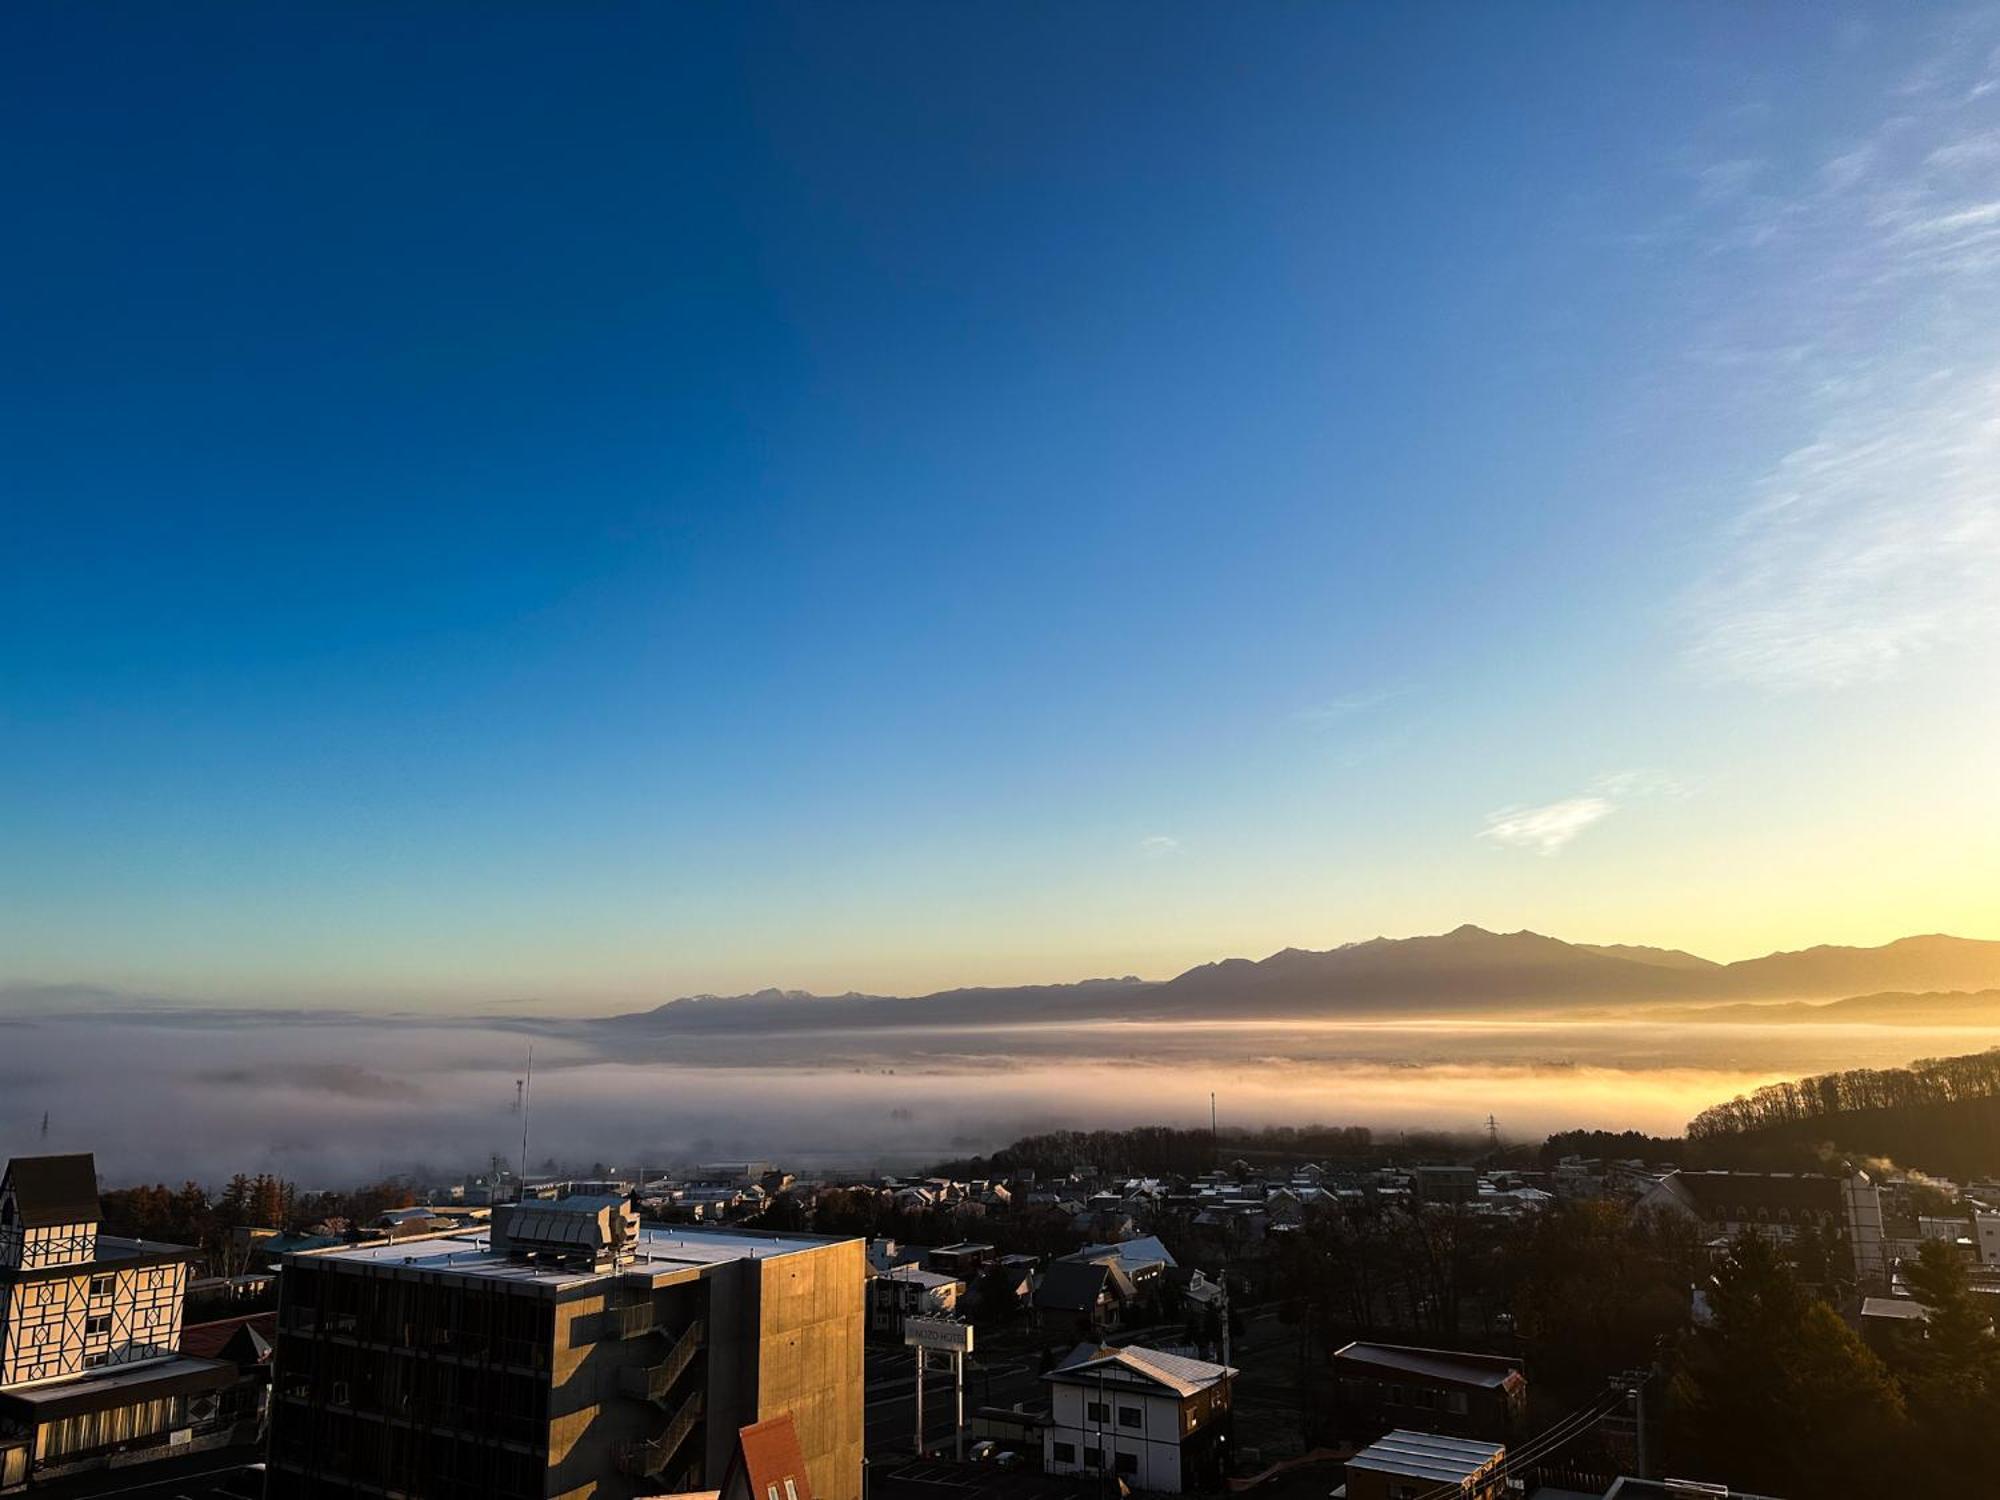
[{"xmin": 600, "ymin": 925, "xmax": 2000, "ymax": 1033}]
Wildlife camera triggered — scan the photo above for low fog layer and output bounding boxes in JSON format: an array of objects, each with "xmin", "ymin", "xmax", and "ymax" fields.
[{"xmin": 3, "ymin": 1009, "xmax": 1981, "ymax": 1188}]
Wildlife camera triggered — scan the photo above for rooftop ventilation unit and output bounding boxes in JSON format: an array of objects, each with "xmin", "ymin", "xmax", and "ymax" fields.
[{"xmin": 490, "ymin": 1194, "xmax": 640, "ymax": 1272}]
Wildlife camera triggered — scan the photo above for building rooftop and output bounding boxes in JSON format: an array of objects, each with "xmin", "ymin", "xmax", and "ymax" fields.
[
  {"xmin": 877, "ymin": 1265, "xmax": 963, "ymax": 1289},
  {"xmin": 1860, "ymin": 1296, "xmax": 1931, "ymax": 1321},
  {"xmin": 0, "ymin": 1355, "xmax": 237, "ymax": 1421},
  {"xmin": 288, "ymin": 1222, "xmax": 852, "ymax": 1290},
  {"xmin": 4, "ymin": 1153, "xmax": 99, "ymax": 1227},
  {"xmin": 1047, "ymin": 1344, "xmax": 1235, "ymax": 1397},
  {"xmin": 1344, "ymin": 1430, "xmax": 1504, "ymax": 1485},
  {"xmin": 1332, "ymin": 1341, "xmax": 1525, "ymax": 1390}
]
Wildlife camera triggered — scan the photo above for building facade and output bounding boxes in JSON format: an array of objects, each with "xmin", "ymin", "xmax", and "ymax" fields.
[
  {"xmin": 266, "ymin": 1205, "xmax": 863, "ymax": 1500},
  {"xmin": 866, "ymin": 1268, "xmax": 962, "ymax": 1341},
  {"xmin": 1041, "ymin": 1345, "xmax": 1234, "ymax": 1495},
  {"xmin": 0, "ymin": 1154, "xmax": 241, "ymax": 1491},
  {"xmin": 1329, "ymin": 1342, "xmax": 1526, "ymax": 1444},
  {"xmin": 1634, "ymin": 1169, "xmax": 1888, "ymax": 1285}
]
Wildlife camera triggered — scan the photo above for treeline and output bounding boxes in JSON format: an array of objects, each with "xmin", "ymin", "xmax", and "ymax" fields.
[
  {"xmin": 1685, "ymin": 1047, "xmax": 2000, "ymax": 1178},
  {"xmin": 929, "ymin": 1121, "xmax": 1535, "ymax": 1180},
  {"xmin": 100, "ymin": 1173, "xmax": 419, "ymax": 1273},
  {"xmin": 1689, "ymin": 1047, "xmax": 2000, "ymax": 1137}
]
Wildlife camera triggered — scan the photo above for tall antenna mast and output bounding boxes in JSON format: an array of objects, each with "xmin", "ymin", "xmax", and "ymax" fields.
[{"xmin": 517, "ymin": 1044, "xmax": 534, "ymax": 1202}]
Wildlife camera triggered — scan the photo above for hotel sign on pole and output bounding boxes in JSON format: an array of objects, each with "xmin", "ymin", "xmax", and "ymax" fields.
[{"xmin": 904, "ymin": 1317, "xmax": 974, "ymax": 1354}]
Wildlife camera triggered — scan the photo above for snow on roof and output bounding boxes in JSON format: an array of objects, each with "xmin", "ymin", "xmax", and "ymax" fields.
[
  {"xmin": 1047, "ymin": 1343, "xmax": 1235, "ymax": 1398},
  {"xmin": 1073, "ymin": 1234, "xmax": 1178, "ymax": 1271},
  {"xmin": 1345, "ymin": 1429, "xmax": 1504, "ymax": 1484}
]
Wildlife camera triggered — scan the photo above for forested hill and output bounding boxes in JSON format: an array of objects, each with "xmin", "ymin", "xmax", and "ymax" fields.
[{"xmin": 1686, "ymin": 1047, "xmax": 2000, "ymax": 1179}]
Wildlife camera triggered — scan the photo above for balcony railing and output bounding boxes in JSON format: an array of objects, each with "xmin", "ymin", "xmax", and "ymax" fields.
[
  {"xmin": 618, "ymin": 1389, "xmax": 704, "ymax": 1479},
  {"xmin": 617, "ymin": 1320, "xmax": 706, "ymax": 1406}
]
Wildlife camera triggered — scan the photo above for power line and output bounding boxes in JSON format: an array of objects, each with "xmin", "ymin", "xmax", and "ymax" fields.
[{"xmin": 1404, "ymin": 1389, "xmax": 1626, "ymax": 1500}]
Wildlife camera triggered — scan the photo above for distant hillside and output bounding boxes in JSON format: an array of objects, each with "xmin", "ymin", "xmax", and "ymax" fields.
[
  {"xmin": 1140, "ymin": 925, "xmax": 1705, "ymax": 1014},
  {"xmin": 1648, "ymin": 989, "xmax": 2000, "ymax": 1026},
  {"xmin": 596, "ymin": 925, "xmax": 2000, "ymax": 1033},
  {"xmin": 1719, "ymin": 935, "xmax": 2000, "ymax": 999},
  {"xmin": 1575, "ymin": 943, "xmax": 1722, "ymax": 972},
  {"xmin": 1687, "ymin": 1046, "xmax": 2000, "ymax": 1179}
]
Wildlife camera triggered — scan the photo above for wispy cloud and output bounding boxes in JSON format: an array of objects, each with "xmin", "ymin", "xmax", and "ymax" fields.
[
  {"xmin": 1679, "ymin": 14, "xmax": 2000, "ymax": 689},
  {"xmin": 1480, "ymin": 770, "xmax": 1687, "ymax": 855},
  {"xmin": 1292, "ymin": 687, "xmax": 1413, "ymax": 724},
  {"xmin": 1137, "ymin": 835, "xmax": 1181, "ymax": 858},
  {"xmin": 1689, "ymin": 371, "xmax": 2000, "ymax": 687},
  {"xmin": 1591, "ymin": 768, "xmax": 1691, "ymax": 800},
  {"xmin": 1479, "ymin": 797, "xmax": 1613, "ymax": 855}
]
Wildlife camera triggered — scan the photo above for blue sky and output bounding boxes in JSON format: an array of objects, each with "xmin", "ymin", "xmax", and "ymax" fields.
[{"xmin": 5, "ymin": 5, "xmax": 1999, "ymax": 1008}]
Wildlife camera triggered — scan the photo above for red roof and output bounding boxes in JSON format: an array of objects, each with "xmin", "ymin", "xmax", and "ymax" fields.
[
  {"xmin": 723, "ymin": 1414, "xmax": 814, "ymax": 1500},
  {"xmin": 180, "ymin": 1313, "xmax": 277, "ymax": 1362}
]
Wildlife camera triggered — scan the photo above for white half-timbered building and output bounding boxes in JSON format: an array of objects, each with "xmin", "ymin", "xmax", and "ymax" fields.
[{"xmin": 0, "ymin": 1154, "xmax": 238, "ymax": 1492}]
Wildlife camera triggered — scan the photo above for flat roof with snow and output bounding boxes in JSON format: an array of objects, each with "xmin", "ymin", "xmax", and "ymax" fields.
[{"xmin": 287, "ymin": 1223, "xmax": 851, "ymax": 1291}]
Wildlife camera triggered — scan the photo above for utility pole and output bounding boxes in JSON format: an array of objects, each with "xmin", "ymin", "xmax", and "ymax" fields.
[
  {"xmin": 1221, "ymin": 1273, "xmax": 1232, "ymax": 1372},
  {"xmin": 1625, "ymin": 1367, "xmax": 1651, "ymax": 1479},
  {"xmin": 517, "ymin": 1044, "xmax": 534, "ymax": 1202},
  {"xmin": 954, "ymin": 1345, "xmax": 965, "ymax": 1462},
  {"xmin": 1210, "ymin": 1092, "xmax": 1218, "ymax": 1172},
  {"xmin": 914, "ymin": 1345, "xmax": 926, "ymax": 1457}
]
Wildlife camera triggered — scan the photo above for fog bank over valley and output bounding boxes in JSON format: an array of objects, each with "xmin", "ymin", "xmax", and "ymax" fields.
[{"xmin": 4, "ymin": 1006, "xmax": 1990, "ymax": 1187}]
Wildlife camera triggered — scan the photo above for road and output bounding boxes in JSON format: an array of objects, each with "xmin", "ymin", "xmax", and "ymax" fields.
[{"xmin": 865, "ymin": 1344, "xmax": 1045, "ymax": 1459}]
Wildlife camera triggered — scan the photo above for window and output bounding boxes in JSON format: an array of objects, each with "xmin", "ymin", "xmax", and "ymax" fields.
[
  {"xmin": 1115, "ymin": 1454, "xmax": 1138, "ymax": 1476},
  {"xmin": 86, "ymin": 1314, "xmax": 111, "ymax": 1337},
  {"xmin": 1446, "ymin": 1392, "xmax": 1470, "ymax": 1415},
  {"xmin": 89, "ymin": 1274, "xmax": 113, "ymax": 1298},
  {"xmin": 1083, "ymin": 1447, "xmax": 1102, "ymax": 1470},
  {"xmin": 1086, "ymin": 1401, "xmax": 1109, "ymax": 1423},
  {"xmin": 1053, "ymin": 1443, "xmax": 1077, "ymax": 1465},
  {"xmin": 84, "ymin": 1352, "xmax": 108, "ymax": 1369},
  {"xmin": 1117, "ymin": 1406, "xmax": 1142, "ymax": 1429},
  {"xmin": 785, "ymin": 1481, "xmax": 799, "ymax": 1500}
]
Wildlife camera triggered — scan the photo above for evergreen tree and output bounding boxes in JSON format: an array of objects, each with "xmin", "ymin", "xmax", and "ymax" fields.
[{"xmin": 1670, "ymin": 1234, "xmax": 1905, "ymax": 1496}]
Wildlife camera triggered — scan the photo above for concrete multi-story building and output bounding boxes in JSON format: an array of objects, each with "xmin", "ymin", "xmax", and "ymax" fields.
[
  {"xmin": 1041, "ymin": 1344, "xmax": 1235, "ymax": 1494},
  {"xmin": 266, "ymin": 1198, "xmax": 863, "ymax": 1500},
  {"xmin": 0, "ymin": 1153, "xmax": 246, "ymax": 1491}
]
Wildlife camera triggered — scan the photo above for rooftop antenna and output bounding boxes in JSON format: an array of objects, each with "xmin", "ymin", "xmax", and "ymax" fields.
[{"xmin": 517, "ymin": 1044, "xmax": 534, "ymax": 1203}]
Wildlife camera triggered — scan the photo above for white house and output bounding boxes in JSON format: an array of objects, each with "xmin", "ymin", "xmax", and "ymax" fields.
[{"xmin": 1042, "ymin": 1344, "xmax": 1235, "ymax": 1494}]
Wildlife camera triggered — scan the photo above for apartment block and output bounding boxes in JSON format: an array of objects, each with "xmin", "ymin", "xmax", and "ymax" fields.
[{"xmin": 266, "ymin": 1198, "xmax": 863, "ymax": 1500}]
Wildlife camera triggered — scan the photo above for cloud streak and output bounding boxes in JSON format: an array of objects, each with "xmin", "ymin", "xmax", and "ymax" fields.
[
  {"xmin": 1681, "ymin": 14, "xmax": 2000, "ymax": 689},
  {"xmin": 1479, "ymin": 797, "xmax": 1614, "ymax": 855}
]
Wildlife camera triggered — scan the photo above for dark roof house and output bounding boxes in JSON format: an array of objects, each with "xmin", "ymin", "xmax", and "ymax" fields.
[{"xmin": 4, "ymin": 1153, "xmax": 99, "ymax": 1227}]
